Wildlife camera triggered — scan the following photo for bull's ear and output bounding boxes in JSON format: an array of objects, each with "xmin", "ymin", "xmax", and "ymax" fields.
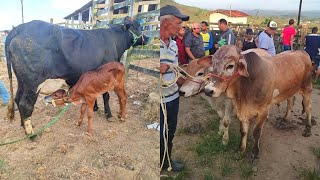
[
  {"xmin": 238, "ymin": 57, "xmax": 249, "ymax": 77},
  {"xmin": 197, "ymin": 55, "xmax": 213, "ymax": 67}
]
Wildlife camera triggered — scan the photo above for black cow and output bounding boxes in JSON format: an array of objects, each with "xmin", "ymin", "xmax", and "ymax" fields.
[{"xmin": 6, "ymin": 16, "xmax": 147, "ymax": 135}]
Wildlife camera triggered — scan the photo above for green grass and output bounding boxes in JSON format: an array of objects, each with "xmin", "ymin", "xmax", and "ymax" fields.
[
  {"xmin": 298, "ymin": 167, "xmax": 320, "ymax": 180},
  {"xmin": 0, "ymin": 158, "xmax": 7, "ymax": 173},
  {"xmin": 191, "ymin": 98, "xmax": 254, "ymax": 179},
  {"xmin": 311, "ymin": 147, "xmax": 320, "ymax": 159},
  {"xmin": 203, "ymin": 171, "xmax": 215, "ymax": 180},
  {"xmin": 313, "ymin": 78, "xmax": 320, "ymax": 90},
  {"xmin": 240, "ymin": 163, "xmax": 254, "ymax": 179},
  {"xmin": 220, "ymin": 160, "xmax": 234, "ymax": 177}
]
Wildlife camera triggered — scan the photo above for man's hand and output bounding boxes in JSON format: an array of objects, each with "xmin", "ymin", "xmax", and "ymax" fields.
[
  {"xmin": 177, "ymin": 77, "xmax": 185, "ymax": 88},
  {"xmin": 160, "ymin": 63, "xmax": 170, "ymax": 74}
]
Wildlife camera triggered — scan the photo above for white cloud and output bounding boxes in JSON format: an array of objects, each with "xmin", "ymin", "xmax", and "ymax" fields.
[{"xmin": 50, "ymin": 0, "xmax": 90, "ymax": 12}]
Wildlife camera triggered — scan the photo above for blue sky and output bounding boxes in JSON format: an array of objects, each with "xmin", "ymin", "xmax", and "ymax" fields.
[
  {"xmin": 0, "ymin": 0, "xmax": 89, "ymax": 30},
  {"xmin": 175, "ymin": 0, "xmax": 320, "ymax": 11}
]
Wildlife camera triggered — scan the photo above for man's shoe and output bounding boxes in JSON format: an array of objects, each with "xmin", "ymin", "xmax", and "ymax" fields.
[{"xmin": 161, "ymin": 160, "xmax": 184, "ymax": 172}]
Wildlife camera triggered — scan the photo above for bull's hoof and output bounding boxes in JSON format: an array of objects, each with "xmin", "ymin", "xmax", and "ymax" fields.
[
  {"xmin": 302, "ymin": 129, "xmax": 312, "ymax": 137},
  {"xmin": 85, "ymin": 132, "xmax": 93, "ymax": 137},
  {"xmin": 222, "ymin": 138, "xmax": 229, "ymax": 146},
  {"xmin": 76, "ymin": 122, "xmax": 82, "ymax": 126}
]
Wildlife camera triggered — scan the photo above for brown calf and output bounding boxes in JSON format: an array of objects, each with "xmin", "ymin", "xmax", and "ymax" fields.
[
  {"xmin": 204, "ymin": 45, "xmax": 312, "ymax": 159},
  {"xmin": 45, "ymin": 61, "xmax": 127, "ymax": 135}
]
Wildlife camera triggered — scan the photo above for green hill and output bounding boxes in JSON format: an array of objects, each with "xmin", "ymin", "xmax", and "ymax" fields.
[{"xmin": 160, "ymin": 0, "xmax": 211, "ymax": 23}]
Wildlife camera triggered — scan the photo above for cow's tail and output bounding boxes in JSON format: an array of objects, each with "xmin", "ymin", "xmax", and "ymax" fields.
[{"xmin": 5, "ymin": 26, "xmax": 21, "ymax": 122}]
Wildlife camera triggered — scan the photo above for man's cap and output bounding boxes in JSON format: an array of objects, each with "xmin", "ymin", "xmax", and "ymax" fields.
[
  {"xmin": 246, "ymin": 28, "xmax": 253, "ymax": 35},
  {"xmin": 160, "ymin": 5, "xmax": 189, "ymax": 21},
  {"xmin": 267, "ymin": 21, "xmax": 278, "ymax": 30}
]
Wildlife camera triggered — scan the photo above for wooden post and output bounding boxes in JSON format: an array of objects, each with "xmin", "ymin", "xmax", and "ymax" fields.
[{"xmin": 107, "ymin": 0, "xmax": 114, "ymax": 24}]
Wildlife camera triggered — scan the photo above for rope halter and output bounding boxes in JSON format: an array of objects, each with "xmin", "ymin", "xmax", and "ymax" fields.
[
  {"xmin": 128, "ymin": 29, "xmax": 143, "ymax": 45},
  {"xmin": 209, "ymin": 71, "xmax": 240, "ymax": 82}
]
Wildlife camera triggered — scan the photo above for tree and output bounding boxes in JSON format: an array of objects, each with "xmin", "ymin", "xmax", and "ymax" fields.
[{"xmin": 261, "ymin": 18, "xmax": 272, "ymax": 25}]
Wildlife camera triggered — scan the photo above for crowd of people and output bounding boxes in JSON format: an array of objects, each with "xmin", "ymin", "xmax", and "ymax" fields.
[{"xmin": 159, "ymin": 4, "xmax": 320, "ymax": 173}]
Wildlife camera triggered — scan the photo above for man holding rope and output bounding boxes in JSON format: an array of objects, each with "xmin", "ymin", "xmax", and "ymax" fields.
[{"xmin": 159, "ymin": 5, "xmax": 189, "ymax": 172}]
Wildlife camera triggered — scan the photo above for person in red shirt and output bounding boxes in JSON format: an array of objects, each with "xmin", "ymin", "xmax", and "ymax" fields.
[
  {"xmin": 175, "ymin": 26, "xmax": 188, "ymax": 65},
  {"xmin": 281, "ymin": 19, "xmax": 296, "ymax": 51}
]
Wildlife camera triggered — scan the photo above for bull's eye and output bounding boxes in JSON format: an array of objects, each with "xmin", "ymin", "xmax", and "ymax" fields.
[
  {"xmin": 226, "ymin": 64, "xmax": 234, "ymax": 70},
  {"xmin": 197, "ymin": 72, "xmax": 204, "ymax": 76}
]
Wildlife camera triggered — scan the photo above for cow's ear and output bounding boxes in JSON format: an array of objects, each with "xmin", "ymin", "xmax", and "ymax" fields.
[
  {"xmin": 238, "ymin": 57, "xmax": 249, "ymax": 77},
  {"xmin": 197, "ymin": 55, "xmax": 213, "ymax": 67}
]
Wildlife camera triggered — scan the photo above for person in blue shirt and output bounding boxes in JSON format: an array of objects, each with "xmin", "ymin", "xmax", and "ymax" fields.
[
  {"xmin": 305, "ymin": 27, "xmax": 320, "ymax": 70},
  {"xmin": 0, "ymin": 80, "xmax": 10, "ymax": 106}
]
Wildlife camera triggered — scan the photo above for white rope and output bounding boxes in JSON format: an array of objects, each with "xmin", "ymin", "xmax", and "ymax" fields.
[{"xmin": 159, "ymin": 64, "xmax": 210, "ymax": 171}]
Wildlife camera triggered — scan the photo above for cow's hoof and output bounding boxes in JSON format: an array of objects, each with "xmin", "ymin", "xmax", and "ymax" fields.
[
  {"xmin": 76, "ymin": 122, "xmax": 82, "ymax": 126},
  {"xmin": 29, "ymin": 134, "xmax": 38, "ymax": 140},
  {"xmin": 93, "ymin": 106, "xmax": 99, "ymax": 112}
]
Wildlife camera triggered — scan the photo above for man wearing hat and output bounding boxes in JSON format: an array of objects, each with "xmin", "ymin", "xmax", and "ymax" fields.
[
  {"xmin": 258, "ymin": 21, "xmax": 278, "ymax": 55},
  {"xmin": 242, "ymin": 28, "xmax": 257, "ymax": 51},
  {"xmin": 159, "ymin": 5, "xmax": 189, "ymax": 172}
]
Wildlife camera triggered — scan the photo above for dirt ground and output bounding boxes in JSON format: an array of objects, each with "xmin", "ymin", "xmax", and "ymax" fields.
[
  {"xmin": 0, "ymin": 58, "xmax": 159, "ymax": 179},
  {"xmin": 172, "ymin": 89, "xmax": 320, "ymax": 179}
]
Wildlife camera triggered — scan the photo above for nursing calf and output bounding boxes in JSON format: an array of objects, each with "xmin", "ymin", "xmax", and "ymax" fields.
[
  {"xmin": 45, "ymin": 62, "xmax": 127, "ymax": 136},
  {"xmin": 204, "ymin": 45, "xmax": 312, "ymax": 158}
]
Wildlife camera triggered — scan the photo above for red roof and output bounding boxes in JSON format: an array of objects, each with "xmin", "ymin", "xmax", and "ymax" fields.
[{"xmin": 211, "ymin": 9, "xmax": 249, "ymax": 17}]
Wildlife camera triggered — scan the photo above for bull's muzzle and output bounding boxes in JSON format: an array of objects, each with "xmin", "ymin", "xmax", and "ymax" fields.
[
  {"xmin": 204, "ymin": 89, "xmax": 214, "ymax": 97},
  {"xmin": 179, "ymin": 90, "xmax": 186, "ymax": 96}
]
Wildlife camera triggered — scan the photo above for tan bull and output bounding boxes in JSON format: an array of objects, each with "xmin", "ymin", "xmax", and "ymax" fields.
[
  {"xmin": 204, "ymin": 45, "xmax": 312, "ymax": 159},
  {"xmin": 179, "ymin": 49, "xmax": 272, "ymax": 145}
]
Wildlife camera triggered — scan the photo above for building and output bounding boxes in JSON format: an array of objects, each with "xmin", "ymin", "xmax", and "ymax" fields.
[{"xmin": 208, "ymin": 9, "xmax": 249, "ymax": 30}]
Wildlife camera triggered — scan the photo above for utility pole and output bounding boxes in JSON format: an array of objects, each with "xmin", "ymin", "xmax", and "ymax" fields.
[
  {"xmin": 21, "ymin": 0, "xmax": 24, "ymax": 23},
  {"xmin": 297, "ymin": 0, "xmax": 302, "ymax": 25}
]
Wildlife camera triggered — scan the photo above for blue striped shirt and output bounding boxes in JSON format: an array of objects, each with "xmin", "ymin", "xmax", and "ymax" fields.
[{"xmin": 160, "ymin": 38, "xmax": 179, "ymax": 103}]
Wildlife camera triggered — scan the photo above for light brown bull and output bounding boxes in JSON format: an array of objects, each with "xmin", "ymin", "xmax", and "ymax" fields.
[
  {"xmin": 179, "ymin": 49, "xmax": 272, "ymax": 145},
  {"xmin": 204, "ymin": 45, "xmax": 312, "ymax": 158}
]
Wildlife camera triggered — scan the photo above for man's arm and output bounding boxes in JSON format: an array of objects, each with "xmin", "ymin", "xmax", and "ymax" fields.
[
  {"xmin": 184, "ymin": 34, "xmax": 196, "ymax": 60},
  {"xmin": 290, "ymin": 35, "xmax": 294, "ymax": 50},
  {"xmin": 185, "ymin": 47, "xmax": 196, "ymax": 60}
]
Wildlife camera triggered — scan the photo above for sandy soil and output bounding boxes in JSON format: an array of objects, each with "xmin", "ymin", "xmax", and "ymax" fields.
[
  {"xmin": 0, "ymin": 58, "xmax": 159, "ymax": 180},
  {"xmin": 173, "ymin": 89, "xmax": 320, "ymax": 180}
]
